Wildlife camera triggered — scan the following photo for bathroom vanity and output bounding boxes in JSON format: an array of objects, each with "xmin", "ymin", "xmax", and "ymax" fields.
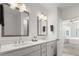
[
  {"xmin": 0, "ymin": 4, "xmax": 57, "ymax": 56},
  {"xmin": 0, "ymin": 39, "xmax": 57, "ymax": 56}
]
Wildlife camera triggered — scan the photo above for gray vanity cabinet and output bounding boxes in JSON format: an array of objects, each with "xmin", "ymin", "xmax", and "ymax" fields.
[
  {"xmin": 24, "ymin": 45, "xmax": 41, "ymax": 56},
  {"xmin": 1, "ymin": 45, "xmax": 40, "ymax": 56},
  {"xmin": 0, "ymin": 40, "xmax": 57, "ymax": 56},
  {"xmin": 47, "ymin": 41, "xmax": 57, "ymax": 56}
]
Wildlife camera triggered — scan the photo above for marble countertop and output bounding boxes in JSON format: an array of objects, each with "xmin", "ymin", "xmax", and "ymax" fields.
[
  {"xmin": 66, "ymin": 37, "xmax": 79, "ymax": 40},
  {"xmin": 0, "ymin": 39, "xmax": 57, "ymax": 53}
]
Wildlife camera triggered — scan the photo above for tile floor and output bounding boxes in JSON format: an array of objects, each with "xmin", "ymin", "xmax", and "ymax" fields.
[{"xmin": 62, "ymin": 43, "xmax": 79, "ymax": 56}]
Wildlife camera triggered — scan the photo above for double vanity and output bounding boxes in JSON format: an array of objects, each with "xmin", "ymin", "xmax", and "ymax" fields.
[
  {"xmin": 0, "ymin": 39, "xmax": 57, "ymax": 56},
  {"xmin": 0, "ymin": 3, "xmax": 57, "ymax": 56}
]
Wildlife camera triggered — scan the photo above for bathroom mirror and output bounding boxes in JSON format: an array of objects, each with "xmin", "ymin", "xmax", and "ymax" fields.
[
  {"xmin": 37, "ymin": 15, "xmax": 48, "ymax": 36},
  {"xmin": 0, "ymin": 4, "xmax": 29, "ymax": 37}
]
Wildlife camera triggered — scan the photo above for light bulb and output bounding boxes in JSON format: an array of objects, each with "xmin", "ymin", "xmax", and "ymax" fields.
[
  {"xmin": 44, "ymin": 16, "xmax": 47, "ymax": 21},
  {"xmin": 19, "ymin": 4, "xmax": 27, "ymax": 12},
  {"xmin": 10, "ymin": 3, "xmax": 17, "ymax": 9},
  {"xmin": 38, "ymin": 13, "xmax": 47, "ymax": 21},
  {"xmin": 38, "ymin": 14, "xmax": 44, "ymax": 19}
]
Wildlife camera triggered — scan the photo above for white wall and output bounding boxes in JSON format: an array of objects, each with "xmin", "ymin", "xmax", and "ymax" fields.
[
  {"xmin": 47, "ymin": 6, "xmax": 58, "ymax": 40},
  {"xmin": 57, "ymin": 8, "xmax": 65, "ymax": 56}
]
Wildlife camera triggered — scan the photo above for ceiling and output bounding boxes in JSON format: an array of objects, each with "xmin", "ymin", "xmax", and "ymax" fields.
[
  {"xmin": 40, "ymin": 3, "xmax": 57, "ymax": 11},
  {"xmin": 41, "ymin": 3, "xmax": 79, "ymax": 11},
  {"xmin": 58, "ymin": 3, "xmax": 79, "ymax": 9}
]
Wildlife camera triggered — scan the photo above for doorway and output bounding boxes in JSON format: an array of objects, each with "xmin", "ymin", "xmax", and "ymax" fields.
[{"xmin": 62, "ymin": 19, "xmax": 79, "ymax": 56}]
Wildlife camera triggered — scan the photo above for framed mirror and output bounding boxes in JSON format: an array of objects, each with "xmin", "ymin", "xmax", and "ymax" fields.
[
  {"xmin": 0, "ymin": 4, "xmax": 29, "ymax": 37},
  {"xmin": 37, "ymin": 14, "xmax": 48, "ymax": 36}
]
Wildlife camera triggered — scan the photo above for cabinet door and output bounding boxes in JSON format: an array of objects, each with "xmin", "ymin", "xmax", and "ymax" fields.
[
  {"xmin": 26, "ymin": 50, "xmax": 40, "ymax": 56},
  {"xmin": 47, "ymin": 44, "xmax": 54, "ymax": 56},
  {"xmin": 40, "ymin": 43, "xmax": 47, "ymax": 56},
  {"xmin": 47, "ymin": 41, "xmax": 57, "ymax": 56}
]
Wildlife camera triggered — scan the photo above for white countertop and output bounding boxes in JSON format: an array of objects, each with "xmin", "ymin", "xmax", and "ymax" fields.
[
  {"xmin": 0, "ymin": 39, "xmax": 57, "ymax": 53},
  {"xmin": 66, "ymin": 37, "xmax": 79, "ymax": 40}
]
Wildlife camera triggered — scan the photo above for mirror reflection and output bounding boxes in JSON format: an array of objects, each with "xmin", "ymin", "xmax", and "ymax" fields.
[{"xmin": 37, "ymin": 13, "xmax": 48, "ymax": 36}]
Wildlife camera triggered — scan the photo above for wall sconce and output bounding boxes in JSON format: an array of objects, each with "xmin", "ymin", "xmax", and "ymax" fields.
[{"xmin": 50, "ymin": 25, "xmax": 54, "ymax": 32}]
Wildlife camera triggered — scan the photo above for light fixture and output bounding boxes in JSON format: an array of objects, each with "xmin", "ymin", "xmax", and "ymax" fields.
[
  {"xmin": 10, "ymin": 3, "xmax": 17, "ymax": 9},
  {"xmin": 9, "ymin": 3, "xmax": 28, "ymax": 12},
  {"xmin": 39, "ymin": 14, "xmax": 44, "ymax": 20},
  {"xmin": 38, "ymin": 13, "xmax": 47, "ymax": 21},
  {"xmin": 43, "ymin": 16, "xmax": 47, "ymax": 21},
  {"xmin": 18, "ymin": 4, "xmax": 26, "ymax": 12}
]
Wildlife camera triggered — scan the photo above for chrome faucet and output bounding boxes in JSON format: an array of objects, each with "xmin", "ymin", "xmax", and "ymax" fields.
[
  {"xmin": 32, "ymin": 36, "xmax": 38, "ymax": 42},
  {"xmin": 14, "ymin": 37, "xmax": 24, "ymax": 45}
]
